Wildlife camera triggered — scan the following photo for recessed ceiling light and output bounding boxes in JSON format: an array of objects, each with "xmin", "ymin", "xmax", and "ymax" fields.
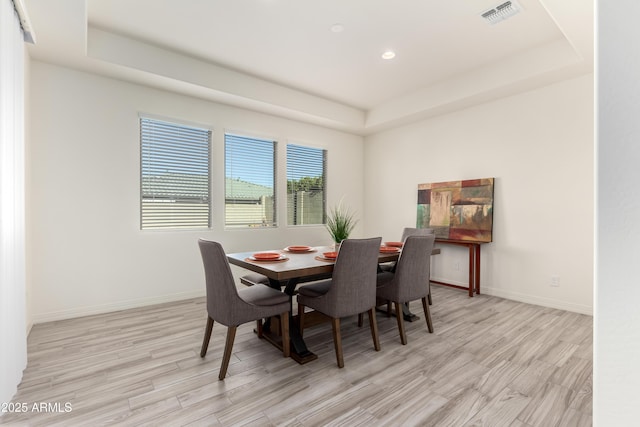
[
  {"xmin": 381, "ymin": 51, "xmax": 396, "ymax": 60},
  {"xmin": 330, "ymin": 24, "xmax": 344, "ymax": 33}
]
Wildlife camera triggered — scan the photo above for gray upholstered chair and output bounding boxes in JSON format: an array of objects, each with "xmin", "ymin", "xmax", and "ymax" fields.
[
  {"xmin": 198, "ymin": 239, "xmax": 290, "ymax": 380},
  {"xmin": 296, "ymin": 237, "xmax": 382, "ymax": 368},
  {"xmin": 381, "ymin": 227, "xmax": 434, "ymax": 271},
  {"xmin": 381, "ymin": 226, "xmax": 435, "ymax": 304},
  {"xmin": 376, "ymin": 234, "xmax": 436, "ymax": 345},
  {"xmin": 400, "ymin": 227, "xmax": 434, "ymax": 242},
  {"xmin": 401, "ymin": 227, "xmax": 435, "ymax": 305}
]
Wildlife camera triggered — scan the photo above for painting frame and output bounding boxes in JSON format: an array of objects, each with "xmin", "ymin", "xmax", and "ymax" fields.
[{"xmin": 417, "ymin": 178, "xmax": 494, "ymax": 243}]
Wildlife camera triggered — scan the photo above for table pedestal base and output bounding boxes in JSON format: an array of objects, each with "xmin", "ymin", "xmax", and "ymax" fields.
[
  {"xmin": 257, "ymin": 332, "xmax": 318, "ymax": 364},
  {"xmin": 260, "ymin": 314, "xmax": 318, "ymax": 364},
  {"xmin": 375, "ymin": 303, "xmax": 420, "ymax": 322}
]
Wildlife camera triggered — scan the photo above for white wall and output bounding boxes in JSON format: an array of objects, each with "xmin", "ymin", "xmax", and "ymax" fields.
[
  {"xmin": 24, "ymin": 38, "xmax": 32, "ymax": 334},
  {"xmin": 28, "ymin": 61, "xmax": 364, "ymax": 322},
  {"xmin": 364, "ymin": 74, "xmax": 594, "ymax": 314},
  {"xmin": 0, "ymin": 0, "xmax": 28, "ymax": 407},
  {"xmin": 28, "ymin": 61, "xmax": 594, "ymax": 321}
]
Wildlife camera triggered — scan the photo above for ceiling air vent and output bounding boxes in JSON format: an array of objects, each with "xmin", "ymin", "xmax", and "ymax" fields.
[{"xmin": 481, "ymin": 1, "xmax": 522, "ymax": 25}]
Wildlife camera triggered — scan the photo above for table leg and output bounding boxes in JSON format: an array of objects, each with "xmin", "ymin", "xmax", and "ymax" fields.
[
  {"xmin": 475, "ymin": 243, "xmax": 481, "ymax": 294},
  {"xmin": 431, "ymin": 240, "xmax": 482, "ymax": 297},
  {"xmin": 262, "ymin": 278, "xmax": 317, "ymax": 364},
  {"xmin": 467, "ymin": 244, "xmax": 474, "ymax": 297}
]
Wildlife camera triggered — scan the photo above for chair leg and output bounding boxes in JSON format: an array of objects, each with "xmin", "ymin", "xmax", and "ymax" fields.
[
  {"xmin": 280, "ymin": 312, "xmax": 290, "ymax": 358},
  {"xmin": 357, "ymin": 313, "xmax": 363, "ymax": 327},
  {"xmin": 298, "ymin": 303, "xmax": 305, "ymax": 337},
  {"xmin": 395, "ymin": 302, "xmax": 407, "ymax": 345},
  {"xmin": 200, "ymin": 316, "xmax": 214, "ymax": 357},
  {"xmin": 428, "ymin": 283, "xmax": 433, "ymax": 305},
  {"xmin": 219, "ymin": 326, "xmax": 237, "ymax": 380},
  {"xmin": 422, "ymin": 297, "xmax": 434, "ymax": 333},
  {"xmin": 368, "ymin": 308, "xmax": 381, "ymax": 351},
  {"xmin": 331, "ymin": 317, "xmax": 344, "ymax": 368},
  {"xmin": 256, "ymin": 319, "xmax": 263, "ymax": 338}
]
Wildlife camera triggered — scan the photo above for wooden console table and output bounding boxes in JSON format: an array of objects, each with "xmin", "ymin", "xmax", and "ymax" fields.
[{"xmin": 431, "ymin": 239, "xmax": 485, "ymax": 297}]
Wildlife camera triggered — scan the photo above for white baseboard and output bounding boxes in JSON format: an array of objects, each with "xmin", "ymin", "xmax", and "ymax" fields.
[
  {"xmin": 480, "ymin": 286, "xmax": 592, "ymax": 315},
  {"xmin": 31, "ymin": 280, "xmax": 593, "ymax": 325},
  {"xmin": 431, "ymin": 276, "xmax": 593, "ymax": 316},
  {"xmin": 31, "ymin": 290, "xmax": 206, "ymax": 324},
  {"xmin": 431, "ymin": 275, "xmax": 468, "ymax": 288}
]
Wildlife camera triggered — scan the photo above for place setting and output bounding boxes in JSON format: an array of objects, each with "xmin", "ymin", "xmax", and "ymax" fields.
[
  {"xmin": 315, "ymin": 251, "xmax": 338, "ymax": 262},
  {"xmin": 380, "ymin": 242, "xmax": 402, "ymax": 254},
  {"xmin": 283, "ymin": 245, "xmax": 317, "ymax": 253},
  {"xmin": 384, "ymin": 241, "xmax": 403, "ymax": 248},
  {"xmin": 246, "ymin": 252, "xmax": 289, "ymax": 263}
]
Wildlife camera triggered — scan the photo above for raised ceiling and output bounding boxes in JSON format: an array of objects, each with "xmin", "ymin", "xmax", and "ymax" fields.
[{"xmin": 24, "ymin": 0, "xmax": 593, "ymax": 135}]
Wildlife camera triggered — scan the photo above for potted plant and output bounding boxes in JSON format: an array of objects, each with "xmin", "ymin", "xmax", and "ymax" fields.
[{"xmin": 326, "ymin": 201, "xmax": 358, "ymax": 250}]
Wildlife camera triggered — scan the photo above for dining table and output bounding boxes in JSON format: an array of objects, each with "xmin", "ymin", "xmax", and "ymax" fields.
[{"xmin": 226, "ymin": 244, "xmax": 439, "ymax": 364}]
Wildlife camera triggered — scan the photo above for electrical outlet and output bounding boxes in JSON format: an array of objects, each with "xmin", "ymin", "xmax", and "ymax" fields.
[{"xmin": 550, "ymin": 275, "xmax": 560, "ymax": 287}]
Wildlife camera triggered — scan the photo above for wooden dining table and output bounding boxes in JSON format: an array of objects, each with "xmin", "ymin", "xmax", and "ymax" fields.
[
  {"xmin": 227, "ymin": 246, "xmax": 401, "ymax": 288},
  {"xmin": 227, "ymin": 245, "xmax": 439, "ymax": 364}
]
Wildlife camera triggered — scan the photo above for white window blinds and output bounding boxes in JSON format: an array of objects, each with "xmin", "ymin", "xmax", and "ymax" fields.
[
  {"xmin": 140, "ymin": 117, "xmax": 211, "ymax": 229},
  {"xmin": 287, "ymin": 144, "xmax": 326, "ymax": 225},
  {"xmin": 225, "ymin": 133, "xmax": 276, "ymax": 227}
]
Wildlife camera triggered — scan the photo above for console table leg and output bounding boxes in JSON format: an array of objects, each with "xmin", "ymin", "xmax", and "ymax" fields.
[
  {"xmin": 475, "ymin": 244, "xmax": 481, "ymax": 294},
  {"xmin": 433, "ymin": 239, "xmax": 484, "ymax": 298},
  {"xmin": 468, "ymin": 245, "xmax": 474, "ymax": 297}
]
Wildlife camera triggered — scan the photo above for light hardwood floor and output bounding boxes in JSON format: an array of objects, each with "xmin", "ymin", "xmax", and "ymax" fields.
[{"xmin": 0, "ymin": 286, "xmax": 592, "ymax": 426}]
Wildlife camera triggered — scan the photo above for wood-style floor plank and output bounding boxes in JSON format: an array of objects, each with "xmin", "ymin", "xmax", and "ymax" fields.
[{"xmin": 1, "ymin": 286, "xmax": 592, "ymax": 426}]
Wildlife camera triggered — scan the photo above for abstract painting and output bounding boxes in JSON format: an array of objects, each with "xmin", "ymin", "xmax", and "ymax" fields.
[{"xmin": 417, "ymin": 178, "xmax": 494, "ymax": 242}]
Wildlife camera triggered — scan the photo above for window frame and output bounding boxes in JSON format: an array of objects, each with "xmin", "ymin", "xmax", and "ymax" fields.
[
  {"xmin": 224, "ymin": 131, "xmax": 277, "ymax": 228},
  {"xmin": 139, "ymin": 115, "xmax": 212, "ymax": 230},
  {"xmin": 286, "ymin": 142, "xmax": 327, "ymax": 227}
]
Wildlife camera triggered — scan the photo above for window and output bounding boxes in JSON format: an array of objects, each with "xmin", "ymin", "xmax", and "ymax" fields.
[
  {"xmin": 287, "ymin": 144, "xmax": 326, "ymax": 225},
  {"xmin": 140, "ymin": 117, "xmax": 211, "ymax": 229},
  {"xmin": 225, "ymin": 133, "xmax": 276, "ymax": 227}
]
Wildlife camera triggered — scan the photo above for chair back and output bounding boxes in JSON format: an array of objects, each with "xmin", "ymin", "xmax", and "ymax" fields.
[
  {"xmin": 198, "ymin": 239, "xmax": 241, "ymax": 326},
  {"xmin": 394, "ymin": 235, "xmax": 436, "ymax": 302},
  {"xmin": 400, "ymin": 227, "xmax": 434, "ymax": 242},
  {"xmin": 325, "ymin": 237, "xmax": 382, "ymax": 318}
]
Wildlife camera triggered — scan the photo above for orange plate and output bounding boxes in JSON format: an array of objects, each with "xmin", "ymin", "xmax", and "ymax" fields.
[
  {"xmin": 252, "ymin": 252, "xmax": 281, "ymax": 260},
  {"xmin": 379, "ymin": 246, "xmax": 400, "ymax": 253},
  {"xmin": 384, "ymin": 241, "xmax": 403, "ymax": 248},
  {"xmin": 286, "ymin": 245, "xmax": 313, "ymax": 252},
  {"xmin": 323, "ymin": 251, "xmax": 338, "ymax": 259}
]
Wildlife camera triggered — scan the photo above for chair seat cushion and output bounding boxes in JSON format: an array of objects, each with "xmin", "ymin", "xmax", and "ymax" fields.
[
  {"xmin": 379, "ymin": 262, "xmax": 395, "ymax": 272},
  {"xmin": 297, "ymin": 279, "xmax": 332, "ymax": 298},
  {"xmin": 238, "ymin": 284, "xmax": 289, "ymax": 306},
  {"xmin": 240, "ymin": 272, "xmax": 270, "ymax": 287}
]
